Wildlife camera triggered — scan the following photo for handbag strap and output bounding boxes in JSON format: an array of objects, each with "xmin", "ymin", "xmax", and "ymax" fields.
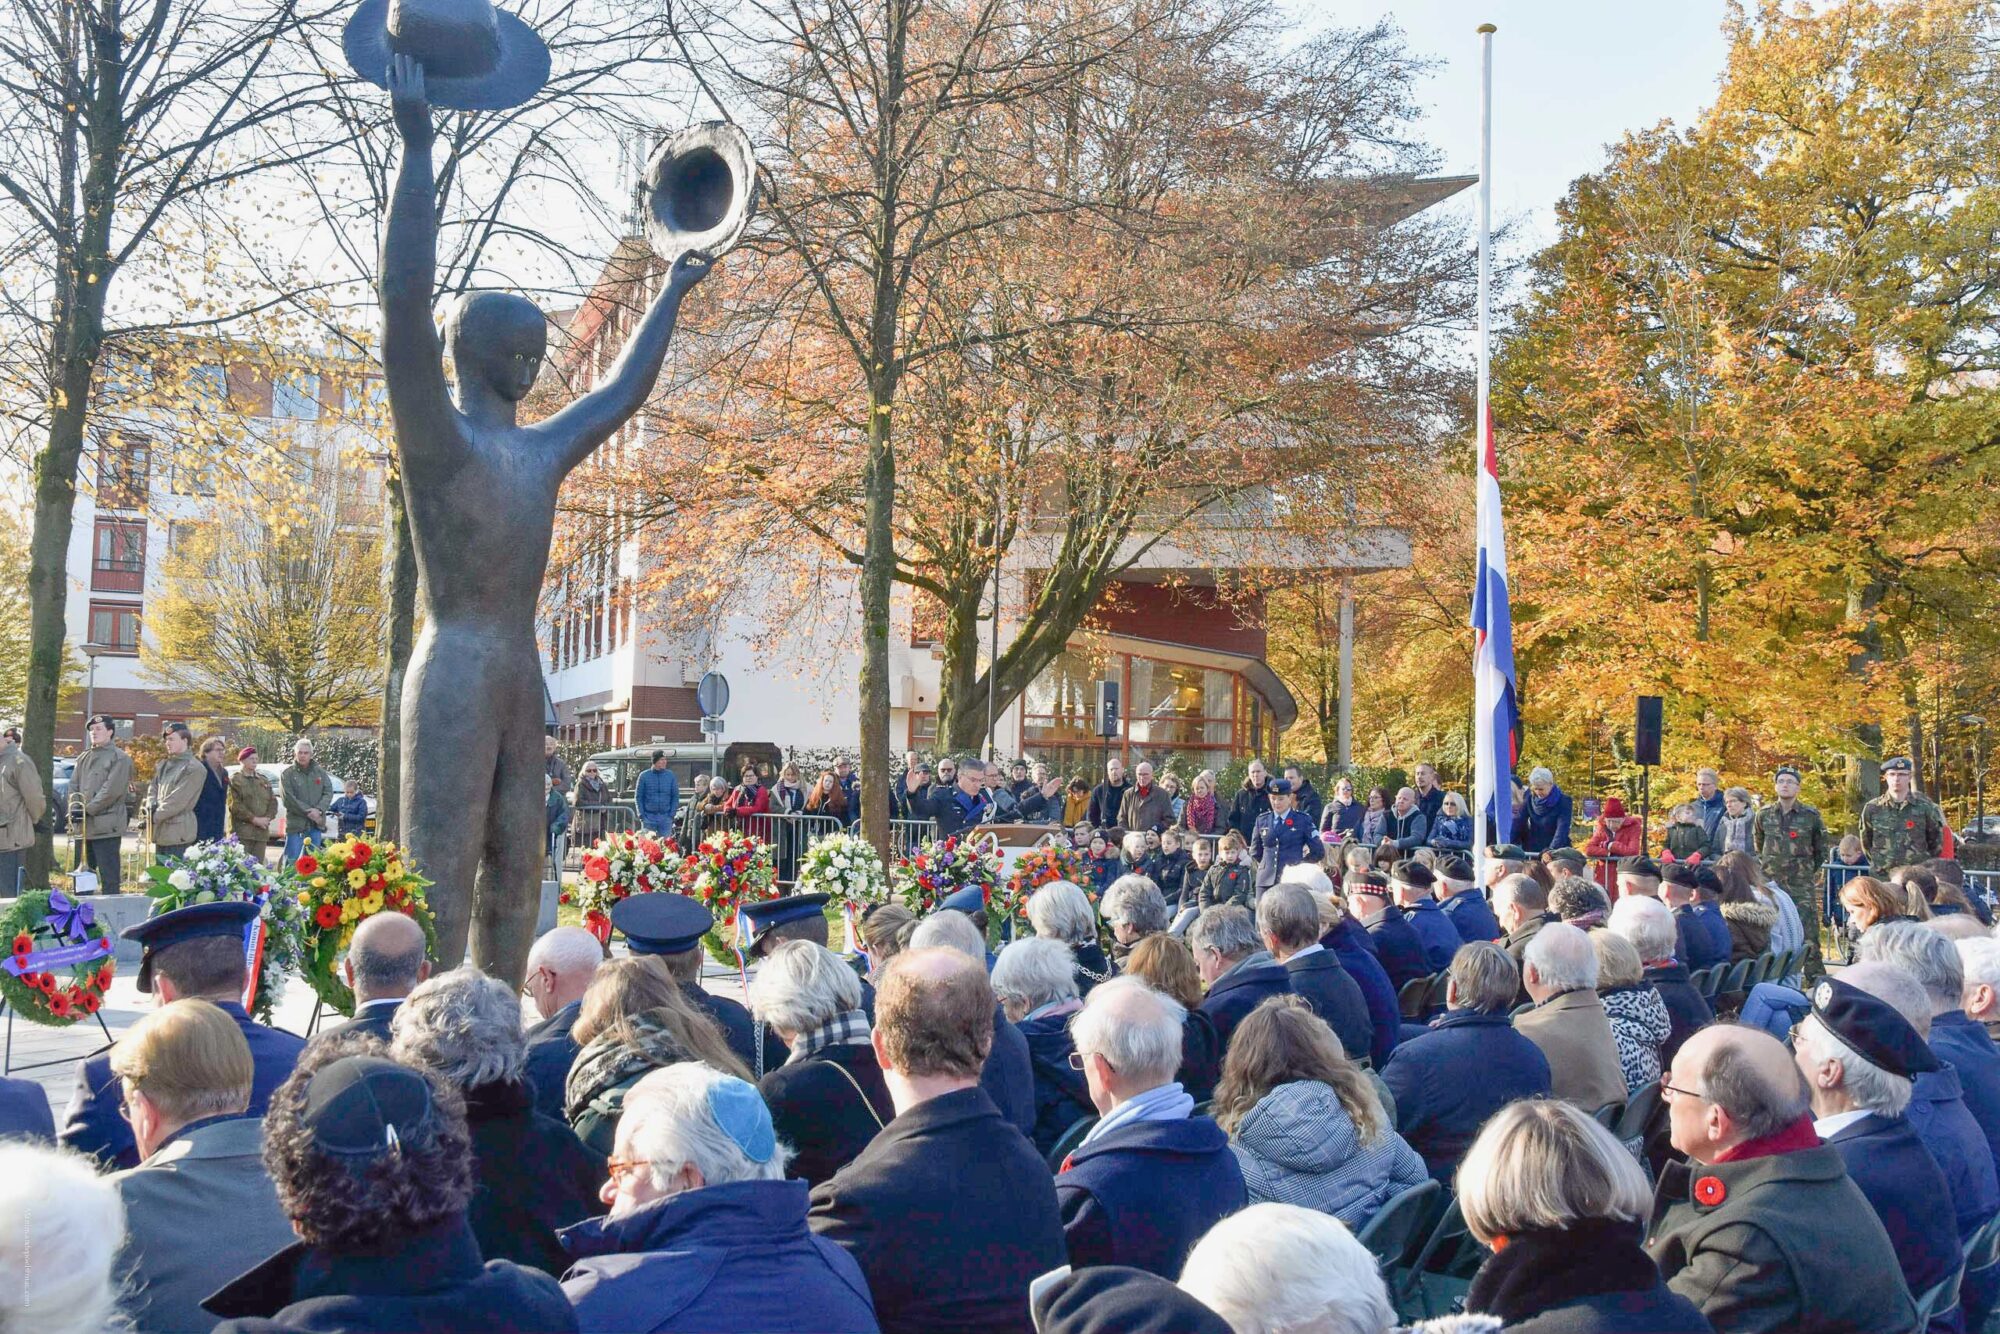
[{"xmin": 823, "ymin": 1057, "xmax": 887, "ymax": 1131}]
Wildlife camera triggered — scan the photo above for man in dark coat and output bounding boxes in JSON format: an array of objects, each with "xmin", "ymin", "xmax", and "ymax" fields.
[
  {"xmin": 810, "ymin": 949, "xmax": 1065, "ymax": 1334},
  {"xmin": 1087, "ymin": 758, "xmax": 1132, "ymax": 831},
  {"xmin": 522, "ymin": 925, "xmax": 606, "ymax": 1116},
  {"xmin": 1345, "ymin": 873, "xmax": 1430, "ymax": 991},
  {"xmin": 62, "ymin": 900, "xmax": 304, "ymax": 1170},
  {"xmin": 1382, "ymin": 941, "xmax": 1551, "ymax": 1181},
  {"xmin": 1226, "ymin": 762, "xmax": 1272, "ymax": 841},
  {"xmin": 1258, "ymin": 882, "xmax": 1373, "ymax": 1064},
  {"xmin": 204, "ymin": 1049, "xmax": 577, "ymax": 1334},
  {"xmin": 1282, "ymin": 766, "xmax": 1324, "ymax": 830},
  {"xmin": 1319, "ymin": 903, "xmax": 1401, "ymax": 1068},
  {"xmin": 1056, "ymin": 979, "xmax": 1246, "ymax": 1277},
  {"xmin": 1861, "ymin": 921, "xmax": 2000, "ymax": 1175},
  {"xmin": 930, "ymin": 759, "xmax": 995, "ymax": 839},
  {"xmin": 1389, "ymin": 863, "xmax": 1459, "ymax": 974},
  {"xmin": 1794, "ymin": 975, "xmax": 1963, "ymax": 1332},
  {"xmin": 328, "ymin": 909, "xmax": 432, "ymax": 1042},
  {"xmin": 908, "ymin": 903, "xmax": 1038, "ymax": 1138},
  {"xmin": 1189, "ymin": 906, "xmax": 1293, "ymax": 1053},
  {"xmin": 1645, "ymin": 1024, "xmax": 1917, "ymax": 1334},
  {"xmin": 1663, "ymin": 866, "xmax": 1732, "ymax": 971},
  {"xmin": 560, "ymin": 1065, "xmax": 878, "ymax": 1333},
  {"xmin": 1435, "ymin": 856, "xmax": 1502, "ymax": 943},
  {"xmin": 0, "ymin": 1075, "xmax": 53, "ymax": 1141},
  {"xmin": 1249, "ymin": 781, "xmax": 1324, "ymax": 891}
]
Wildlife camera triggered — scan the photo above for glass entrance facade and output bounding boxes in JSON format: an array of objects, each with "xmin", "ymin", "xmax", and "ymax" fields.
[{"xmin": 1021, "ymin": 646, "xmax": 1280, "ymax": 778}]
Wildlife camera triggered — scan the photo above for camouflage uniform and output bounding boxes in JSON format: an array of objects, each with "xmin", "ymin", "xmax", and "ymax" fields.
[
  {"xmin": 1755, "ymin": 799, "xmax": 1828, "ymax": 980},
  {"xmin": 1860, "ymin": 792, "xmax": 1945, "ymax": 874}
]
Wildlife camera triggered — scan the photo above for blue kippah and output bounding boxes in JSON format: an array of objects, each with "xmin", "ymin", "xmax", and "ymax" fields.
[{"xmin": 707, "ymin": 1076, "xmax": 775, "ymax": 1163}]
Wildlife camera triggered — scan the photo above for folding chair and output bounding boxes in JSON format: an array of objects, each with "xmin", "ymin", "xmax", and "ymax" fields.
[
  {"xmin": 1355, "ymin": 1179, "xmax": 1443, "ymax": 1275},
  {"xmin": 1399, "ymin": 975, "xmax": 1435, "ymax": 1020},
  {"xmin": 1688, "ymin": 966, "xmax": 1719, "ymax": 1000},
  {"xmin": 1615, "ymin": 1081, "xmax": 1662, "ymax": 1142},
  {"xmin": 1592, "ymin": 1101, "xmax": 1626, "ymax": 1130},
  {"xmin": 1914, "ymin": 1264, "xmax": 1963, "ymax": 1333},
  {"xmin": 1391, "ymin": 1194, "xmax": 1489, "ymax": 1322},
  {"xmin": 1045, "ymin": 1115, "xmax": 1097, "ymax": 1171}
]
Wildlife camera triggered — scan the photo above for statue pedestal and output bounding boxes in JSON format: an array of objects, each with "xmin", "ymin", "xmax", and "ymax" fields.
[
  {"xmin": 0, "ymin": 893, "xmax": 151, "ymax": 966},
  {"xmin": 537, "ymin": 877, "xmax": 560, "ymax": 937}
]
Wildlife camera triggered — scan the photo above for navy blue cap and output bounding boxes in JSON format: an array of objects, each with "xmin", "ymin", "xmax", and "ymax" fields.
[
  {"xmin": 611, "ymin": 893, "xmax": 713, "ymax": 956},
  {"xmin": 937, "ymin": 886, "xmax": 987, "ymax": 916},
  {"xmin": 124, "ymin": 899, "xmax": 259, "ymax": 993},
  {"xmin": 301, "ymin": 1055, "xmax": 437, "ymax": 1163},
  {"xmin": 1810, "ymin": 976, "xmax": 1940, "ymax": 1079},
  {"xmin": 1266, "ymin": 778, "xmax": 1293, "ymax": 796},
  {"xmin": 739, "ymin": 893, "xmax": 830, "ymax": 950}
]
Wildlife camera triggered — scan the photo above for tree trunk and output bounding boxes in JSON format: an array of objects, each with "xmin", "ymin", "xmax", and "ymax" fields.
[
  {"xmin": 858, "ymin": 377, "xmax": 897, "ymax": 857},
  {"xmin": 376, "ymin": 477, "xmax": 416, "ymax": 841},
  {"xmin": 937, "ymin": 584, "xmax": 987, "ymax": 753},
  {"xmin": 1843, "ymin": 573, "xmax": 1887, "ymax": 818}
]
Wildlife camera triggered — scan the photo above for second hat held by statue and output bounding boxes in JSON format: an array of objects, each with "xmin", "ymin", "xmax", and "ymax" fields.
[
  {"xmin": 643, "ymin": 122, "xmax": 758, "ymax": 263},
  {"xmin": 344, "ymin": 0, "xmax": 551, "ymax": 111}
]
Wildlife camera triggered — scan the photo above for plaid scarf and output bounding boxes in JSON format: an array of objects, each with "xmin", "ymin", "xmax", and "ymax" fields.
[{"xmin": 786, "ymin": 1009, "xmax": 872, "ymax": 1064}]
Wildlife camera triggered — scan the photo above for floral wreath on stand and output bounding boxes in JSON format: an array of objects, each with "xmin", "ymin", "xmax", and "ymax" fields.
[
  {"xmin": 1, "ymin": 890, "xmax": 114, "ymax": 1027},
  {"xmin": 996, "ymin": 842, "xmax": 1087, "ymax": 941},
  {"xmin": 795, "ymin": 832, "xmax": 889, "ymax": 953},
  {"xmin": 144, "ymin": 838, "xmax": 303, "ymax": 1023},
  {"xmin": 572, "ymin": 832, "xmax": 685, "ymax": 944},
  {"xmin": 679, "ymin": 828, "xmax": 778, "ymax": 968},
  {"xmin": 891, "ymin": 833, "xmax": 1003, "ymax": 917},
  {"xmin": 281, "ymin": 837, "xmax": 437, "ymax": 1017}
]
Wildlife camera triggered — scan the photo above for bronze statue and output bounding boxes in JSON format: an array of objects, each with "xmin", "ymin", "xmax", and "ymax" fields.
[{"xmin": 379, "ymin": 51, "xmax": 711, "ymax": 981}]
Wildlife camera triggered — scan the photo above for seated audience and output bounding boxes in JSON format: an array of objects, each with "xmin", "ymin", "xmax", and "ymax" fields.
[
  {"xmin": 992, "ymin": 936, "xmax": 1093, "ymax": 1155},
  {"xmin": 1494, "ymin": 873, "xmax": 1559, "ymax": 978},
  {"xmin": 1550, "ymin": 875, "xmax": 1610, "ymax": 931},
  {"xmin": 1513, "ymin": 922, "xmax": 1627, "ymax": 1113},
  {"xmin": 1608, "ymin": 893, "xmax": 1711, "ymax": 1065},
  {"xmin": 1862, "ymin": 922, "xmax": 2000, "ymax": 1173},
  {"xmin": 1389, "ymin": 862, "xmax": 1459, "ymax": 973},
  {"xmin": 1212, "ymin": 996, "xmax": 1426, "ymax": 1230},
  {"xmin": 1029, "ymin": 880, "xmax": 1115, "ymax": 997},
  {"xmin": 1661, "ymin": 865, "xmax": 1731, "ymax": 972},
  {"xmin": 0, "ymin": 1142, "xmax": 124, "ymax": 1334},
  {"xmin": 62, "ymin": 899, "xmax": 304, "ymax": 1170},
  {"xmin": 1591, "ymin": 929, "xmax": 1669, "ymax": 1095},
  {"xmin": 560, "ymin": 1064, "xmax": 877, "ymax": 1333},
  {"xmin": 1960, "ymin": 937, "xmax": 2000, "ymax": 1041},
  {"xmin": 1645, "ymin": 1024, "xmax": 1916, "ymax": 1333},
  {"xmin": 1124, "ymin": 934, "xmax": 1222, "ymax": 1100},
  {"xmin": 613, "ymin": 893, "xmax": 786, "ymax": 1078},
  {"xmin": 1286, "ymin": 864, "xmax": 1399, "ymax": 1066},
  {"xmin": 1793, "ymin": 975, "xmax": 1962, "ymax": 1332},
  {"xmin": 1381, "ymin": 942, "xmax": 1551, "ymax": 1182},
  {"xmin": 750, "ymin": 940, "xmax": 894, "ymax": 1186},
  {"xmin": 109, "ymin": 1000, "xmax": 293, "ymax": 1334},
  {"xmin": 1843, "ymin": 874, "xmax": 1916, "ymax": 940},
  {"xmin": 564, "ymin": 956, "xmax": 749, "ymax": 1156},
  {"xmin": 1101, "ymin": 874, "xmax": 1170, "ymax": 963},
  {"xmin": 1615, "ymin": 854, "xmax": 1662, "ymax": 902},
  {"xmin": 809, "ymin": 949, "xmax": 1064, "ymax": 1334},
  {"xmin": 1033, "ymin": 1265, "xmax": 1230, "ymax": 1334},
  {"xmin": 1344, "ymin": 871, "xmax": 1429, "ymax": 991},
  {"xmin": 0, "ymin": 1074, "xmax": 53, "ymax": 1141},
  {"xmin": 1258, "ymin": 882, "xmax": 1372, "ymax": 1065},
  {"xmin": 522, "ymin": 926, "xmax": 606, "ymax": 1118},
  {"xmin": 330, "ymin": 909, "xmax": 431, "ymax": 1041},
  {"xmin": 858, "ymin": 902, "xmax": 917, "ymax": 984},
  {"xmin": 1458, "ymin": 1100, "xmax": 1707, "ymax": 1334},
  {"xmin": 204, "ymin": 1043, "xmax": 576, "ymax": 1333},
  {"xmin": 1716, "ymin": 851, "xmax": 1798, "ymax": 963},
  {"xmin": 1842, "ymin": 959, "xmax": 2000, "ymax": 1245},
  {"xmin": 1189, "ymin": 905, "xmax": 1292, "ymax": 1053},
  {"xmin": 1178, "ymin": 1202, "xmax": 1397, "ymax": 1334},
  {"xmin": 1435, "ymin": 854, "xmax": 1502, "ymax": 943},
  {"xmin": 908, "ymin": 909, "xmax": 1038, "ymax": 1135},
  {"xmin": 392, "ymin": 966, "xmax": 604, "ymax": 1275},
  {"xmin": 1055, "ymin": 977, "xmax": 1246, "ymax": 1276}
]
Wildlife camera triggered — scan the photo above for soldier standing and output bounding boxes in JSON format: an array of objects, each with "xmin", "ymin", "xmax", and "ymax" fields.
[
  {"xmin": 1754, "ymin": 764, "xmax": 1828, "ymax": 980},
  {"xmin": 1860, "ymin": 757, "xmax": 1945, "ymax": 875}
]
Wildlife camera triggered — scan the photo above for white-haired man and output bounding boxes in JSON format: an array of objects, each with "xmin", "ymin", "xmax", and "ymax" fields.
[
  {"xmin": 561, "ymin": 1064, "xmax": 878, "ymax": 1333},
  {"xmin": 1180, "ymin": 1202, "xmax": 1398, "ymax": 1334},
  {"xmin": 1860, "ymin": 922, "xmax": 2000, "ymax": 1175},
  {"xmin": 1188, "ymin": 905, "xmax": 1291, "ymax": 1054},
  {"xmin": 1794, "ymin": 969, "xmax": 1961, "ymax": 1330},
  {"xmin": 1055, "ymin": 977, "xmax": 1245, "ymax": 1277},
  {"xmin": 521, "ymin": 924, "xmax": 605, "ymax": 1117},
  {"xmin": 1960, "ymin": 938, "xmax": 2000, "ymax": 1040},
  {"xmin": 1512, "ymin": 922, "xmax": 1625, "ymax": 1113},
  {"xmin": 1607, "ymin": 893, "xmax": 1711, "ymax": 1065}
]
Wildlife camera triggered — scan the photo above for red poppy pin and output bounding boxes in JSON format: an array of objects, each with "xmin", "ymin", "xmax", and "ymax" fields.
[
  {"xmin": 1789, "ymin": 830, "xmax": 1798, "ymax": 839},
  {"xmin": 1907, "ymin": 821, "xmax": 1916, "ymax": 830},
  {"xmin": 1694, "ymin": 1176, "xmax": 1727, "ymax": 1207}
]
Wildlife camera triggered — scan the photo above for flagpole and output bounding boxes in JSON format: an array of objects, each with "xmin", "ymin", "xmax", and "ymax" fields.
[{"xmin": 1472, "ymin": 23, "xmax": 1496, "ymax": 880}]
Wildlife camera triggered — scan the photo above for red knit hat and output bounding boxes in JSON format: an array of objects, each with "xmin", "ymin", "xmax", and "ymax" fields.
[{"xmin": 1602, "ymin": 797, "xmax": 1626, "ymax": 819}]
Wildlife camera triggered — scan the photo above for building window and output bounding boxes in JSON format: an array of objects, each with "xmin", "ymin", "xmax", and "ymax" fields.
[
  {"xmin": 272, "ymin": 371, "xmax": 320, "ymax": 420},
  {"xmin": 88, "ymin": 602, "xmax": 141, "ymax": 655},
  {"xmin": 91, "ymin": 521, "xmax": 146, "ymax": 593},
  {"xmin": 95, "ymin": 433, "xmax": 151, "ymax": 510},
  {"xmin": 910, "ymin": 712, "xmax": 938, "ymax": 747},
  {"xmin": 1022, "ymin": 646, "xmax": 1276, "ymax": 775}
]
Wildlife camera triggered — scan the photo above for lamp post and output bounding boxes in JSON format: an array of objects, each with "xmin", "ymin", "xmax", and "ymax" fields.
[
  {"xmin": 81, "ymin": 643, "xmax": 105, "ymax": 735},
  {"xmin": 1964, "ymin": 715, "xmax": 1987, "ymax": 841}
]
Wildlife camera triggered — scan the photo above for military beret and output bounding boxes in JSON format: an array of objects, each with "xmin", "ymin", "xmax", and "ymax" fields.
[
  {"xmin": 1390, "ymin": 862, "xmax": 1436, "ymax": 892},
  {"xmin": 1617, "ymin": 855, "xmax": 1663, "ymax": 880},
  {"xmin": 1774, "ymin": 764, "xmax": 1801, "ymax": 782},
  {"xmin": 1881, "ymin": 757, "xmax": 1914, "ymax": 775},
  {"xmin": 1030, "ymin": 1265, "xmax": 1232, "ymax": 1334},
  {"xmin": 1488, "ymin": 844, "xmax": 1529, "ymax": 861},
  {"xmin": 1810, "ymin": 977, "xmax": 1940, "ymax": 1079},
  {"xmin": 1348, "ymin": 872, "xmax": 1392, "ymax": 898},
  {"xmin": 1545, "ymin": 847, "xmax": 1586, "ymax": 869},
  {"xmin": 1662, "ymin": 864, "xmax": 1700, "ymax": 889},
  {"xmin": 1436, "ymin": 855, "xmax": 1476, "ymax": 885}
]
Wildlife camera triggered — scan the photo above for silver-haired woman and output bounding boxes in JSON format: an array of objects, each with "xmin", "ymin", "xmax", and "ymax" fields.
[
  {"xmin": 1028, "ymin": 878, "xmax": 1114, "ymax": 996},
  {"xmin": 392, "ymin": 965, "xmax": 605, "ymax": 1275},
  {"xmin": 748, "ymin": 940, "xmax": 894, "ymax": 1185}
]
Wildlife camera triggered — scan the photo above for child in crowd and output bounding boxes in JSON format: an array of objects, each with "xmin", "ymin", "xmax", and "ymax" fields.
[
  {"xmin": 1085, "ymin": 832, "xmax": 1118, "ymax": 893},
  {"xmin": 1662, "ymin": 803, "xmax": 1708, "ymax": 862},
  {"xmin": 1201, "ymin": 830, "xmax": 1256, "ymax": 910},
  {"xmin": 1069, "ymin": 821, "xmax": 1094, "ymax": 851},
  {"xmin": 1151, "ymin": 828, "xmax": 1191, "ymax": 895},
  {"xmin": 1119, "ymin": 831, "xmax": 1150, "ymax": 882},
  {"xmin": 1181, "ymin": 836, "xmax": 1215, "ymax": 910}
]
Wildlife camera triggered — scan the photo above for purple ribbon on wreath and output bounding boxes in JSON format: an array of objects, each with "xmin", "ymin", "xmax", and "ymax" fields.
[
  {"xmin": 4, "ymin": 891, "xmax": 111, "ymax": 978},
  {"xmin": 47, "ymin": 891, "xmax": 96, "ymax": 944}
]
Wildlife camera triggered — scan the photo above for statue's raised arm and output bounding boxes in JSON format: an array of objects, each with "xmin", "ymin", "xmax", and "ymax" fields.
[{"xmin": 379, "ymin": 53, "xmax": 461, "ymax": 473}]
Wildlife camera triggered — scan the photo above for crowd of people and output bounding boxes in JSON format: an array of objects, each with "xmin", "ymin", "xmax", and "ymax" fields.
[{"xmin": 2, "ymin": 743, "xmax": 1994, "ymax": 1334}]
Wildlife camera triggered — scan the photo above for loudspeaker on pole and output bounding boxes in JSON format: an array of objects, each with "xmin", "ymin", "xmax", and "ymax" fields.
[{"xmin": 1634, "ymin": 696, "xmax": 1664, "ymax": 767}]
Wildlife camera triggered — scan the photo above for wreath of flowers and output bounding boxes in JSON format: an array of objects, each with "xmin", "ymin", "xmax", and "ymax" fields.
[
  {"xmin": 281, "ymin": 837, "xmax": 437, "ymax": 1016},
  {"xmin": 678, "ymin": 829, "xmax": 778, "ymax": 963},
  {"xmin": 1, "ymin": 889, "xmax": 115, "ymax": 1027},
  {"xmin": 571, "ymin": 832, "xmax": 685, "ymax": 942},
  {"xmin": 144, "ymin": 838, "xmax": 303, "ymax": 1023},
  {"xmin": 795, "ymin": 832, "xmax": 889, "ymax": 907},
  {"xmin": 891, "ymin": 833, "xmax": 1002, "ymax": 916},
  {"xmin": 997, "ymin": 842, "xmax": 1087, "ymax": 926}
]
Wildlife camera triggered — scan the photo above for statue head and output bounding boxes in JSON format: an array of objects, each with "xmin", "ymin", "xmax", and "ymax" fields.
[{"xmin": 444, "ymin": 291, "xmax": 546, "ymax": 404}]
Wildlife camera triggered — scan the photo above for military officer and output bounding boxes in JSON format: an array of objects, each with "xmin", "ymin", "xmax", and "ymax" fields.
[
  {"xmin": 1754, "ymin": 764, "xmax": 1828, "ymax": 980},
  {"xmin": 1250, "ymin": 779, "xmax": 1324, "ymax": 891},
  {"xmin": 73, "ymin": 714, "xmax": 133, "ymax": 895},
  {"xmin": 1861, "ymin": 757, "xmax": 1945, "ymax": 875}
]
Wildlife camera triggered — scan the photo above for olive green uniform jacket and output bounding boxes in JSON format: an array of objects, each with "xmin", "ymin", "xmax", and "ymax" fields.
[
  {"xmin": 146, "ymin": 752, "xmax": 204, "ymax": 849},
  {"xmin": 0, "ymin": 746, "xmax": 47, "ymax": 854},
  {"xmin": 1860, "ymin": 793, "xmax": 1945, "ymax": 873},
  {"xmin": 73, "ymin": 742, "xmax": 133, "ymax": 840}
]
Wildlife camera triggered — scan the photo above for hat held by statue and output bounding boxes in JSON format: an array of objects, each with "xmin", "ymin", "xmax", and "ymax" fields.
[
  {"xmin": 642, "ymin": 122, "xmax": 758, "ymax": 263},
  {"xmin": 344, "ymin": 0, "xmax": 551, "ymax": 112}
]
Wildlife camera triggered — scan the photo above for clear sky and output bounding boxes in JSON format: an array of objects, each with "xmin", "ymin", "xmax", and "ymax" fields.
[{"xmin": 1293, "ymin": 0, "xmax": 1736, "ymax": 245}]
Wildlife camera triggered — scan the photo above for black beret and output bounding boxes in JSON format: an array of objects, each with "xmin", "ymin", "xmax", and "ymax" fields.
[
  {"xmin": 1031, "ymin": 1266, "xmax": 1231, "ymax": 1334},
  {"xmin": 1436, "ymin": 855, "xmax": 1476, "ymax": 884},
  {"xmin": 1662, "ymin": 864, "xmax": 1700, "ymax": 889},
  {"xmin": 1810, "ymin": 977, "xmax": 1940, "ymax": 1079},
  {"xmin": 1391, "ymin": 862, "xmax": 1436, "ymax": 891},
  {"xmin": 1617, "ymin": 855, "xmax": 1663, "ymax": 880},
  {"xmin": 1775, "ymin": 764, "xmax": 1801, "ymax": 781}
]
